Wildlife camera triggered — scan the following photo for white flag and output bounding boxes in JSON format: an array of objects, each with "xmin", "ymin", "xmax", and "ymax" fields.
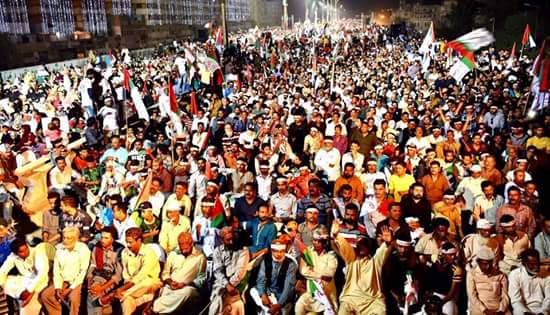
[
  {"xmin": 131, "ymin": 87, "xmax": 149, "ymax": 121},
  {"xmin": 529, "ymin": 34, "xmax": 536, "ymax": 48},
  {"xmin": 419, "ymin": 22, "xmax": 434, "ymax": 54},
  {"xmin": 450, "ymin": 58, "xmax": 474, "ymax": 83}
]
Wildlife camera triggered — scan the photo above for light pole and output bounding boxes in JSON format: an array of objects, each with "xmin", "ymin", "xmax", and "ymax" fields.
[
  {"xmin": 220, "ymin": 0, "xmax": 228, "ymax": 46},
  {"xmin": 283, "ymin": 0, "xmax": 289, "ymax": 30}
]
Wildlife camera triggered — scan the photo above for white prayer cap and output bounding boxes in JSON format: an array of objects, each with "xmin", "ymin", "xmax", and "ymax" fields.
[
  {"xmin": 471, "ymin": 164, "xmax": 482, "ymax": 172},
  {"xmin": 476, "ymin": 219, "xmax": 492, "ymax": 230},
  {"xmin": 476, "ymin": 246, "xmax": 495, "ymax": 261}
]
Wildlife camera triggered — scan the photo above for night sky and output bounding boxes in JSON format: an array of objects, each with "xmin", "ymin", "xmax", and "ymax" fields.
[{"xmin": 287, "ymin": 0, "xmax": 401, "ymax": 21}]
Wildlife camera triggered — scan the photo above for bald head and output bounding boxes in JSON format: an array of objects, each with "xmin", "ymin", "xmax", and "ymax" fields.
[
  {"xmin": 62, "ymin": 226, "xmax": 79, "ymax": 249},
  {"xmin": 178, "ymin": 232, "xmax": 194, "ymax": 256}
]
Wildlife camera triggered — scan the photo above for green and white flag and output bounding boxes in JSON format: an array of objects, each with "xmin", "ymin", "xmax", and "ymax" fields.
[{"xmin": 449, "ymin": 57, "xmax": 474, "ymax": 83}]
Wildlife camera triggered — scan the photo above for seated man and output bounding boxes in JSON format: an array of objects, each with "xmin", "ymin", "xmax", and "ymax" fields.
[
  {"xmin": 295, "ymin": 227, "xmax": 338, "ymax": 315},
  {"xmin": 241, "ymin": 202, "xmax": 277, "ymax": 260},
  {"xmin": 209, "ymin": 227, "xmax": 250, "ymax": 315},
  {"xmin": 0, "ymin": 239, "xmax": 50, "ymax": 315},
  {"xmin": 40, "ymin": 226, "xmax": 91, "ymax": 315},
  {"xmin": 86, "ymin": 226, "xmax": 123, "ymax": 315},
  {"xmin": 495, "ymin": 215, "xmax": 530, "ymax": 275},
  {"xmin": 153, "ymin": 232, "xmax": 207, "ymax": 314},
  {"xmin": 423, "ymin": 242, "xmax": 463, "ymax": 315},
  {"xmin": 250, "ymin": 239, "xmax": 298, "ymax": 315},
  {"xmin": 333, "ymin": 223, "xmax": 393, "ymax": 315},
  {"xmin": 113, "ymin": 227, "xmax": 162, "ymax": 315},
  {"xmin": 462, "ymin": 219, "xmax": 500, "ymax": 272},
  {"xmin": 159, "ymin": 202, "xmax": 191, "ymax": 253},
  {"xmin": 508, "ymin": 249, "xmax": 550, "ymax": 315},
  {"xmin": 466, "ymin": 246, "xmax": 510, "ymax": 315}
]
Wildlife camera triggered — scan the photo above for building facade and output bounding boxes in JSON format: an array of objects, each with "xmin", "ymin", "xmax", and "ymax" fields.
[
  {"xmin": 394, "ymin": 0, "xmax": 456, "ymax": 30},
  {"xmin": 0, "ymin": 0, "xmax": 280, "ymax": 69}
]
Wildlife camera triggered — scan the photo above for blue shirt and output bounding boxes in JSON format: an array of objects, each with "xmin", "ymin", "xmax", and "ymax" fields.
[
  {"xmin": 256, "ymin": 256, "xmax": 297, "ymax": 306},
  {"xmin": 0, "ymin": 237, "xmax": 14, "ymax": 266},
  {"xmin": 243, "ymin": 218, "xmax": 277, "ymax": 254}
]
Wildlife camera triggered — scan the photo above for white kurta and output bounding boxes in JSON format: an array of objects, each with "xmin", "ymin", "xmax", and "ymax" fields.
[
  {"xmin": 508, "ymin": 266, "xmax": 550, "ymax": 315},
  {"xmin": 153, "ymin": 248, "xmax": 207, "ymax": 313},
  {"xmin": 314, "ymin": 148, "xmax": 341, "ymax": 182}
]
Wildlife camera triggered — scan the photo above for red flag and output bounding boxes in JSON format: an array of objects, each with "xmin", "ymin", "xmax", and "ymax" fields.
[
  {"xmin": 540, "ymin": 57, "xmax": 550, "ymax": 92},
  {"xmin": 123, "ymin": 67, "xmax": 131, "ymax": 91},
  {"xmin": 522, "ymin": 24, "xmax": 531, "ymax": 46},
  {"xmin": 236, "ymin": 75, "xmax": 242, "ymax": 89},
  {"xmin": 190, "ymin": 90, "xmax": 198, "ymax": 115},
  {"xmin": 510, "ymin": 42, "xmax": 516, "ymax": 58},
  {"xmin": 216, "ymin": 27, "xmax": 224, "ymax": 48},
  {"xmin": 168, "ymin": 78, "xmax": 178, "ymax": 113},
  {"xmin": 141, "ymin": 80, "xmax": 148, "ymax": 96},
  {"xmin": 533, "ymin": 40, "xmax": 546, "ymax": 75}
]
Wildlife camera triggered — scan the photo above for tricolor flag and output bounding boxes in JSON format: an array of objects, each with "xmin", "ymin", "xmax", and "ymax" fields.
[
  {"xmin": 447, "ymin": 28, "xmax": 495, "ymax": 82},
  {"xmin": 419, "ymin": 21, "xmax": 435, "ymax": 54},
  {"xmin": 522, "ymin": 24, "xmax": 536, "ymax": 49},
  {"xmin": 450, "ymin": 57, "xmax": 475, "ymax": 83},
  {"xmin": 210, "ymin": 197, "xmax": 226, "ymax": 228}
]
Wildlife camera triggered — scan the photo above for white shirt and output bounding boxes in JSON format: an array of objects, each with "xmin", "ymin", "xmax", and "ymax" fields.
[
  {"xmin": 114, "ymin": 216, "xmax": 138, "ymax": 246},
  {"xmin": 406, "ymin": 136, "xmax": 431, "ymax": 154},
  {"xmin": 508, "ymin": 266, "xmax": 550, "ymax": 315},
  {"xmin": 360, "ymin": 172, "xmax": 387, "ymax": 195},
  {"xmin": 53, "ymin": 242, "xmax": 91, "ymax": 289},
  {"xmin": 314, "ymin": 148, "xmax": 341, "ymax": 181},
  {"xmin": 97, "ymin": 106, "xmax": 118, "ymax": 131},
  {"xmin": 341, "ymin": 152, "xmax": 365, "ymax": 175},
  {"xmin": 256, "ymin": 174, "xmax": 273, "ymax": 201},
  {"xmin": 0, "ymin": 245, "xmax": 49, "ymax": 295}
]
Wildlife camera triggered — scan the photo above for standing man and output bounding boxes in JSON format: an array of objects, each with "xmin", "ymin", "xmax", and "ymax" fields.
[
  {"xmin": 420, "ymin": 160, "xmax": 450, "ymax": 205},
  {"xmin": 270, "ymin": 177, "xmax": 298, "ymax": 223},
  {"xmin": 41, "ymin": 226, "xmax": 91, "ymax": 315},
  {"xmin": 496, "ymin": 186, "xmax": 536, "ymax": 239},
  {"xmin": 153, "ymin": 232, "xmax": 207, "ymax": 314}
]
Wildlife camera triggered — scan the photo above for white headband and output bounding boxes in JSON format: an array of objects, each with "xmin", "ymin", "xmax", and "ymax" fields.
[
  {"xmin": 441, "ymin": 247, "xmax": 458, "ymax": 255},
  {"xmin": 270, "ymin": 244, "xmax": 286, "ymax": 251},
  {"xmin": 396, "ymin": 239, "xmax": 412, "ymax": 247},
  {"xmin": 500, "ymin": 220, "xmax": 516, "ymax": 227}
]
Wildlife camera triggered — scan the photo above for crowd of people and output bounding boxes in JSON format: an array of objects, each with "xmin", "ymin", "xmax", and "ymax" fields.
[{"xmin": 0, "ymin": 19, "xmax": 549, "ymax": 315}]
